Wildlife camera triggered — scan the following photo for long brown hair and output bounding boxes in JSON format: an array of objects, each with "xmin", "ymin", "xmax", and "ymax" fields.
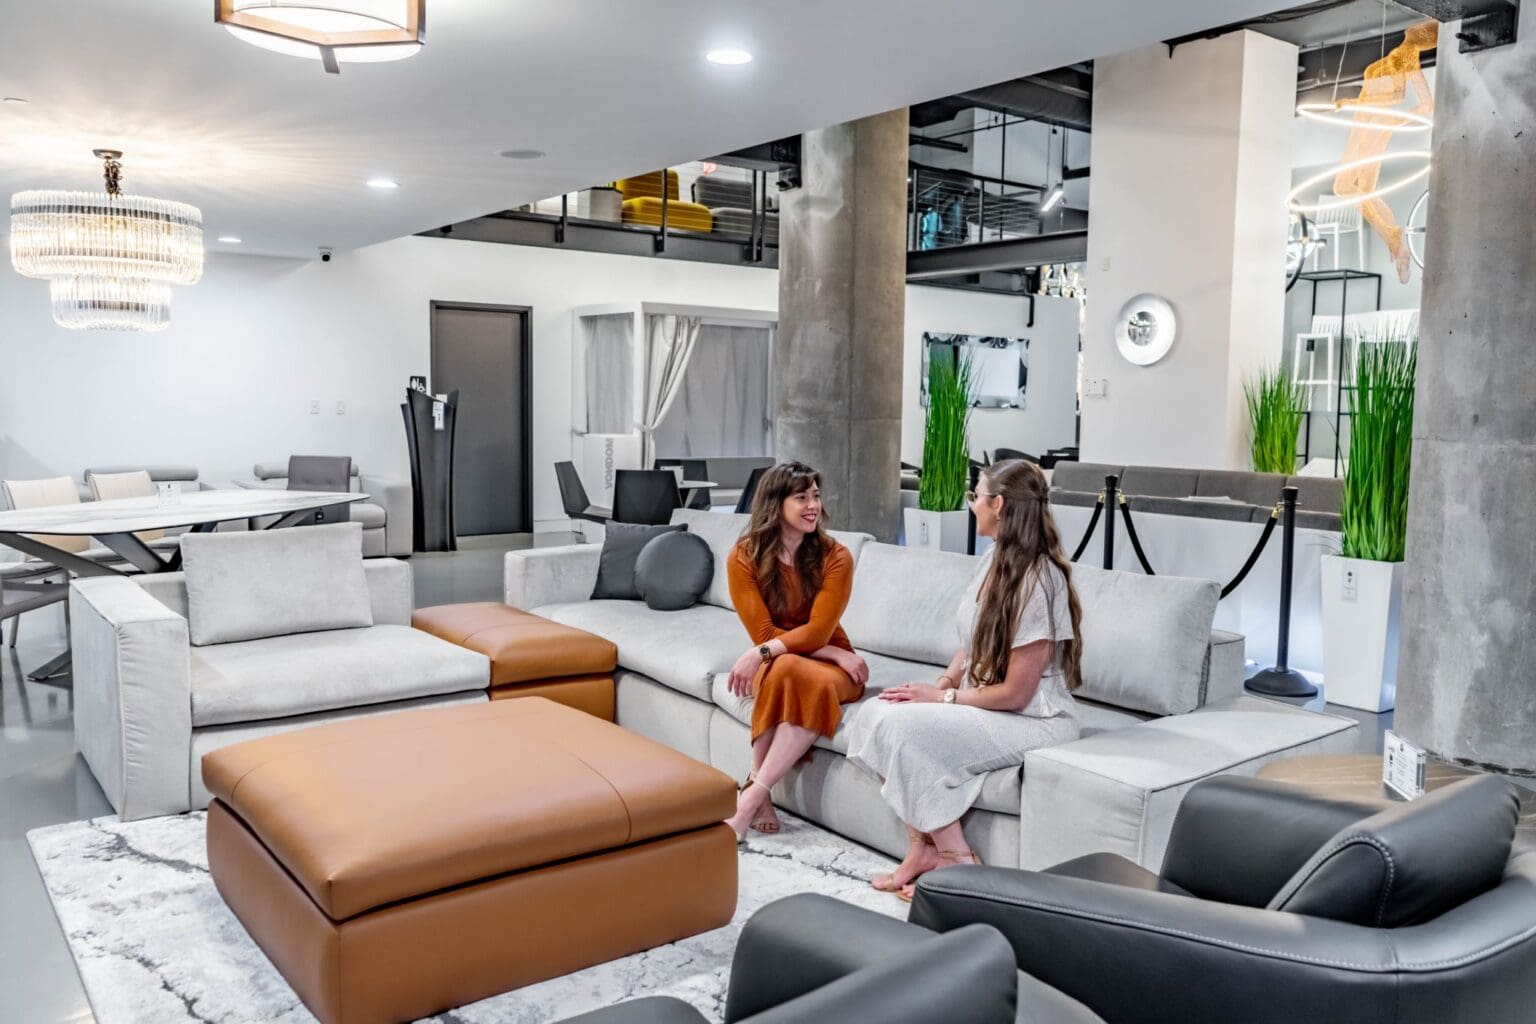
[
  {"xmin": 969, "ymin": 459, "xmax": 1084, "ymax": 691},
  {"xmin": 739, "ymin": 461, "xmax": 830, "ymax": 620}
]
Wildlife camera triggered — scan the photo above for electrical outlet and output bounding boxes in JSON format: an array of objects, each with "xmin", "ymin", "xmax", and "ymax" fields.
[
  {"xmin": 309, "ymin": 400, "xmax": 320, "ymax": 415},
  {"xmin": 1342, "ymin": 566, "xmax": 1358, "ymax": 602},
  {"xmin": 335, "ymin": 401, "xmax": 346, "ymax": 415},
  {"xmin": 1099, "ymin": 256, "xmax": 1111, "ymax": 272}
]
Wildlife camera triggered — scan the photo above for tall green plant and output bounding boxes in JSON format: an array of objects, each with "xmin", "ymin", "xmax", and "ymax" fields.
[
  {"xmin": 1244, "ymin": 366, "xmax": 1308, "ymax": 474},
  {"xmin": 919, "ymin": 349, "xmax": 974, "ymax": 512},
  {"xmin": 1340, "ymin": 341, "xmax": 1417, "ymax": 561}
]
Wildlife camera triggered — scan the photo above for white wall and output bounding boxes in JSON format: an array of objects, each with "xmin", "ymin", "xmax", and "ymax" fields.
[
  {"xmin": 1079, "ymin": 30, "xmax": 1297, "ymax": 470},
  {"xmin": 1, "ymin": 234, "xmax": 1053, "ymax": 529},
  {"xmin": 902, "ymin": 288, "xmax": 1080, "ymax": 464}
]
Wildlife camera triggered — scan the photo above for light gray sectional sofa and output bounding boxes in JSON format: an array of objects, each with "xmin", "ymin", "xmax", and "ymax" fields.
[
  {"xmin": 506, "ymin": 509, "xmax": 1360, "ymax": 870},
  {"xmin": 235, "ymin": 462, "xmax": 412, "ymax": 557},
  {"xmin": 71, "ymin": 524, "xmax": 488, "ymax": 821},
  {"xmin": 1051, "ymin": 462, "xmax": 1343, "ymax": 532}
]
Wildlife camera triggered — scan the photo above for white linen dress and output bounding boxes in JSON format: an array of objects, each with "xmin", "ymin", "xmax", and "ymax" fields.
[{"xmin": 846, "ymin": 549, "xmax": 1081, "ymax": 832}]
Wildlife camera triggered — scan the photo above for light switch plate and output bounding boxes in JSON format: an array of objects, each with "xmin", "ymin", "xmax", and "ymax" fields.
[
  {"xmin": 1083, "ymin": 377, "xmax": 1108, "ymax": 398},
  {"xmin": 335, "ymin": 401, "xmax": 346, "ymax": 415},
  {"xmin": 309, "ymin": 400, "xmax": 320, "ymax": 415}
]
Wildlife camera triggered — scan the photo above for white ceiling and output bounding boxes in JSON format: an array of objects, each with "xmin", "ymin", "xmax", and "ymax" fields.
[{"xmin": 0, "ymin": 0, "xmax": 1293, "ymax": 259}]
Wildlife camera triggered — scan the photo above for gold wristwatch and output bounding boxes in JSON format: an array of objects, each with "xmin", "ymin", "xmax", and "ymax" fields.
[{"xmin": 759, "ymin": 644, "xmax": 773, "ymax": 662}]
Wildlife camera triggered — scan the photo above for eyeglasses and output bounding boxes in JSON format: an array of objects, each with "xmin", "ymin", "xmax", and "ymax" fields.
[{"xmin": 965, "ymin": 490, "xmax": 998, "ymax": 503}]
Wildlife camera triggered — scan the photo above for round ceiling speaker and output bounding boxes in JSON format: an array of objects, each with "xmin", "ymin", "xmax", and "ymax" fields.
[{"xmin": 1115, "ymin": 294, "xmax": 1177, "ymax": 366}]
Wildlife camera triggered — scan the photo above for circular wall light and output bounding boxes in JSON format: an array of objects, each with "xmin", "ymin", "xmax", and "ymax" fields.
[
  {"xmin": 1115, "ymin": 294, "xmax": 1177, "ymax": 366},
  {"xmin": 705, "ymin": 48, "xmax": 752, "ymax": 65},
  {"xmin": 1406, "ymin": 188, "xmax": 1429, "ymax": 270},
  {"xmin": 1287, "ymin": 150, "xmax": 1431, "ymax": 213}
]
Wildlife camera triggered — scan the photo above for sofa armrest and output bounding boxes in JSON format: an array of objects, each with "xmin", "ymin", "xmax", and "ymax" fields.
[
  {"xmin": 909, "ymin": 865, "xmax": 1395, "ymax": 1024},
  {"xmin": 504, "ymin": 544, "xmax": 602, "ymax": 610},
  {"xmin": 70, "ymin": 577, "xmax": 192, "ymax": 820},
  {"xmin": 1019, "ymin": 696, "xmax": 1358, "ymax": 869},
  {"xmin": 360, "ymin": 475, "xmax": 413, "ymax": 557}
]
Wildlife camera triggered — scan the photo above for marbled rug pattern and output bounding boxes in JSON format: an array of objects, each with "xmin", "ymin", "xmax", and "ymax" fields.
[{"xmin": 28, "ymin": 812, "xmax": 902, "ymax": 1024}]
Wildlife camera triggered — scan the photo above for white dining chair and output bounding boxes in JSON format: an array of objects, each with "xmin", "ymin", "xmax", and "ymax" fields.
[{"xmin": 85, "ymin": 470, "xmax": 181, "ymax": 552}]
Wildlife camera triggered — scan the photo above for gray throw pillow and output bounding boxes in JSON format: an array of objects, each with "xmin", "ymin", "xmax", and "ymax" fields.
[
  {"xmin": 591, "ymin": 522, "xmax": 686, "ymax": 601},
  {"xmin": 181, "ymin": 522, "xmax": 373, "ymax": 646},
  {"xmin": 635, "ymin": 532, "xmax": 715, "ymax": 611}
]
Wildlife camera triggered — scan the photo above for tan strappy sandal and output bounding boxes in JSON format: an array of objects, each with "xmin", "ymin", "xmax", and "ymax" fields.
[
  {"xmin": 898, "ymin": 848, "xmax": 981, "ymax": 903},
  {"xmin": 872, "ymin": 826, "xmax": 935, "ymax": 894},
  {"xmin": 739, "ymin": 772, "xmax": 781, "ymax": 835}
]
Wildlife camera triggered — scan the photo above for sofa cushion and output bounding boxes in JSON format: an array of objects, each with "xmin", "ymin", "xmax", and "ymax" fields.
[
  {"xmin": 189, "ymin": 624, "xmax": 490, "ymax": 727},
  {"xmin": 1128, "ymin": 494, "xmax": 1256, "ymax": 523},
  {"xmin": 1195, "ymin": 469, "xmax": 1284, "ymax": 507},
  {"xmin": 592, "ymin": 522, "xmax": 685, "ymax": 601},
  {"xmin": 1071, "ymin": 564, "xmax": 1219, "ymax": 716},
  {"xmin": 1286, "ymin": 474, "xmax": 1343, "ymax": 516},
  {"xmin": 1119, "ymin": 466, "xmax": 1200, "ymax": 499},
  {"xmin": 180, "ymin": 522, "xmax": 374, "ymax": 646},
  {"xmin": 535, "ymin": 599, "xmax": 747, "ymax": 701},
  {"xmin": 350, "ymin": 500, "xmax": 387, "ymax": 530},
  {"xmin": 840, "ymin": 542, "xmax": 976, "ymax": 664},
  {"xmin": 1074, "ymin": 697, "xmax": 1156, "ymax": 736},
  {"xmin": 635, "ymin": 531, "xmax": 713, "ymax": 611},
  {"xmin": 1050, "ymin": 462, "xmax": 1121, "ymax": 493},
  {"xmin": 670, "ymin": 509, "xmax": 748, "ymax": 609}
]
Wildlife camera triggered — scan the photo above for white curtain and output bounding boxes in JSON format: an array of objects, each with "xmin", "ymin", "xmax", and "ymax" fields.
[
  {"xmin": 640, "ymin": 314, "xmax": 703, "ymax": 468},
  {"xmin": 652, "ymin": 324, "xmax": 775, "ymax": 458},
  {"xmin": 583, "ymin": 314, "xmax": 633, "ymax": 435}
]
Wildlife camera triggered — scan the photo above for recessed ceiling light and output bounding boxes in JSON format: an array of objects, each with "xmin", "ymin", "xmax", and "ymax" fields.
[
  {"xmin": 705, "ymin": 48, "xmax": 752, "ymax": 65},
  {"xmin": 498, "ymin": 148, "xmax": 546, "ymax": 160},
  {"xmin": 2, "ymin": 96, "xmax": 28, "ymax": 105},
  {"xmin": 366, "ymin": 177, "xmax": 399, "ymax": 189},
  {"xmin": 217, "ymin": 236, "xmax": 243, "ymax": 244}
]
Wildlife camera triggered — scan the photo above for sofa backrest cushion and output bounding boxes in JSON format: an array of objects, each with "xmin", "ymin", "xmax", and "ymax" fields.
[
  {"xmin": 253, "ymin": 460, "xmax": 362, "ymax": 481},
  {"xmin": 1070, "ymin": 564, "xmax": 1219, "ymax": 715},
  {"xmin": 1049, "ymin": 461, "xmax": 1122, "ymax": 493},
  {"xmin": 841, "ymin": 542, "xmax": 976, "ymax": 664},
  {"xmin": 1119, "ymin": 466, "xmax": 1200, "ymax": 499},
  {"xmin": 180, "ymin": 522, "xmax": 374, "ymax": 646},
  {"xmin": 1195, "ymin": 469, "xmax": 1285, "ymax": 507},
  {"xmin": 591, "ymin": 522, "xmax": 685, "ymax": 601},
  {"xmin": 1268, "ymin": 775, "xmax": 1519, "ymax": 927},
  {"xmin": 1286, "ymin": 474, "xmax": 1343, "ymax": 515}
]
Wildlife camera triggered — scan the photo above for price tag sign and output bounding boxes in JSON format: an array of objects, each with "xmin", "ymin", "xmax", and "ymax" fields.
[{"xmin": 1383, "ymin": 730, "xmax": 1427, "ymax": 800}]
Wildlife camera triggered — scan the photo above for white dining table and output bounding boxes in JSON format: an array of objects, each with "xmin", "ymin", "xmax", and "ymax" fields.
[{"xmin": 0, "ymin": 490, "xmax": 364, "ymax": 681}]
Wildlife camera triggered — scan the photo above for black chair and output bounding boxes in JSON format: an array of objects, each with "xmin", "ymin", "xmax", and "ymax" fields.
[
  {"xmin": 554, "ymin": 461, "xmax": 611, "ymax": 525},
  {"xmin": 287, "ymin": 455, "xmax": 352, "ymax": 526},
  {"xmin": 734, "ymin": 465, "xmax": 770, "ymax": 514},
  {"xmin": 991, "ymin": 447, "xmax": 1040, "ymax": 465},
  {"xmin": 910, "ymin": 774, "xmax": 1533, "ymax": 1024},
  {"xmin": 555, "ymin": 894, "xmax": 1094, "ymax": 1024},
  {"xmin": 612, "ymin": 469, "xmax": 681, "ymax": 525},
  {"xmin": 654, "ymin": 457, "xmax": 711, "ymax": 510}
]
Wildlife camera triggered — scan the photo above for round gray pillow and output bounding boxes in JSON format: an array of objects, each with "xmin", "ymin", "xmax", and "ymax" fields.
[{"xmin": 635, "ymin": 531, "xmax": 714, "ymax": 611}]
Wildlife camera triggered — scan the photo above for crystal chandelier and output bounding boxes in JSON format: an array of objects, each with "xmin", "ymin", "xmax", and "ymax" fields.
[
  {"xmin": 9, "ymin": 150, "xmax": 203, "ymax": 332},
  {"xmin": 216, "ymin": 1, "xmax": 425, "ymax": 74}
]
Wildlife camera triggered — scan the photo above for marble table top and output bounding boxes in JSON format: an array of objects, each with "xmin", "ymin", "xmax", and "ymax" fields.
[{"xmin": 0, "ymin": 490, "xmax": 363, "ymax": 535}]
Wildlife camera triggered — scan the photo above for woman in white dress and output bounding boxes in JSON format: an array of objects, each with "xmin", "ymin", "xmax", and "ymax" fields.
[{"xmin": 846, "ymin": 459, "xmax": 1084, "ymax": 900}]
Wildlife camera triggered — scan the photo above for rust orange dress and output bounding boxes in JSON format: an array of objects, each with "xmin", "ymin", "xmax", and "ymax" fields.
[{"xmin": 727, "ymin": 539, "xmax": 864, "ymax": 743}]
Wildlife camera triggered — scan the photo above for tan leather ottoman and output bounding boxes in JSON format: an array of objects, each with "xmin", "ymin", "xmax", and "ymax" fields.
[
  {"xmin": 411, "ymin": 602, "xmax": 618, "ymax": 719},
  {"xmin": 203, "ymin": 699, "xmax": 737, "ymax": 1024}
]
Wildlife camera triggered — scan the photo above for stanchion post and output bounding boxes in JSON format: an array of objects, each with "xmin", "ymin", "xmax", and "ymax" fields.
[
  {"xmin": 1102, "ymin": 474, "xmax": 1118, "ymax": 569},
  {"xmin": 1245, "ymin": 485, "xmax": 1319, "ymax": 698}
]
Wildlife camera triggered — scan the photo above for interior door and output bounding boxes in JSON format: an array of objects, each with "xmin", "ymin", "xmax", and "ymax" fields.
[{"xmin": 430, "ymin": 302, "xmax": 532, "ymax": 535}]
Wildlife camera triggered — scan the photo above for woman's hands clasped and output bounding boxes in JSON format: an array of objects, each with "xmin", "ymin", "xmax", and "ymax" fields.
[
  {"xmin": 729, "ymin": 648, "xmax": 765, "ymax": 697},
  {"xmin": 823, "ymin": 647, "xmax": 869, "ymax": 686}
]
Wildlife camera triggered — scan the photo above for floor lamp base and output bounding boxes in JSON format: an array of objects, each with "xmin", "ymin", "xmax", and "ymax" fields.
[{"xmin": 1245, "ymin": 666, "xmax": 1319, "ymax": 699}]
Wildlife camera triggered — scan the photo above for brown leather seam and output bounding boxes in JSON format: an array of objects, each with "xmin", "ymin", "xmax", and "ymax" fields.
[{"xmin": 552, "ymin": 745, "xmax": 636, "ymax": 846}]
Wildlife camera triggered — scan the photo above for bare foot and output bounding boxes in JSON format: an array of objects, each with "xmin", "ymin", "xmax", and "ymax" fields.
[{"xmin": 872, "ymin": 841, "xmax": 941, "ymax": 893}]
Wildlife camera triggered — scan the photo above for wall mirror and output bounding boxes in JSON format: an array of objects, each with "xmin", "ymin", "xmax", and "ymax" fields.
[{"xmin": 921, "ymin": 332, "xmax": 1029, "ymax": 409}]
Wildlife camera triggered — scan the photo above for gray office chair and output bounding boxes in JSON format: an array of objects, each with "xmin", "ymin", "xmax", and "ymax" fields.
[
  {"xmin": 655, "ymin": 458, "xmax": 711, "ymax": 510},
  {"xmin": 555, "ymin": 462, "xmax": 611, "ymax": 525},
  {"xmin": 613, "ymin": 469, "xmax": 681, "ymax": 525},
  {"xmin": 734, "ymin": 465, "xmax": 770, "ymax": 514},
  {"xmin": 287, "ymin": 455, "xmax": 352, "ymax": 526}
]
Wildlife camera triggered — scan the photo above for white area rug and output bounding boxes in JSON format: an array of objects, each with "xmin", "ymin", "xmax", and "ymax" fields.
[{"xmin": 28, "ymin": 811, "xmax": 902, "ymax": 1024}]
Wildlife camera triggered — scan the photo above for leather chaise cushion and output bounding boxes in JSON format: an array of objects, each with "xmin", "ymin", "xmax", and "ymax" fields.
[{"xmin": 1268, "ymin": 774, "xmax": 1520, "ymax": 927}]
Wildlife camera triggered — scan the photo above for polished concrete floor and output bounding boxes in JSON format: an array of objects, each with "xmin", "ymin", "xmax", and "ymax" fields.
[
  {"xmin": 2, "ymin": 532, "xmax": 1390, "ymax": 1024},
  {"xmin": 0, "ymin": 533, "xmax": 568, "ymax": 1024}
]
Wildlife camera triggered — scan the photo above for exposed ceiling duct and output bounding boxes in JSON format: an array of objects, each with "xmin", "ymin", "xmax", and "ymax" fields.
[{"xmin": 910, "ymin": 66, "xmax": 1093, "ymax": 134}]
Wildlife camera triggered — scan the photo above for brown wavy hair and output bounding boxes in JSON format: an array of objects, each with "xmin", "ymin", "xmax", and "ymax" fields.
[
  {"xmin": 969, "ymin": 459, "xmax": 1084, "ymax": 691},
  {"xmin": 739, "ymin": 461, "xmax": 830, "ymax": 620}
]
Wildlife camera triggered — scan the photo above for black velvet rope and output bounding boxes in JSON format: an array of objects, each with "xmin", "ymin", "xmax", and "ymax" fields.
[
  {"xmin": 1069, "ymin": 496, "xmax": 1104, "ymax": 562},
  {"xmin": 1220, "ymin": 509, "xmax": 1281, "ymax": 599},
  {"xmin": 1118, "ymin": 498, "xmax": 1157, "ymax": 576}
]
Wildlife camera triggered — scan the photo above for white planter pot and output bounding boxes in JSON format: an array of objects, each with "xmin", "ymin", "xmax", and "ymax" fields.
[
  {"xmin": 903, "ymin": 507, "xmax": 971, "ymax": 553},
  {"xmin": 1320, "ymin": 555, "xmax": 1402, "ymax": 713}
]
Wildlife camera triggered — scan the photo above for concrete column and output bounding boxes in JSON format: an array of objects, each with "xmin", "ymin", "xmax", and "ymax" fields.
[
  {"xmin": 1395, "ymin": 8, "xmax": 1536, "ymax": 774},
  {"xmin": 1080, "ymin": 30, "xmax": 1297, "ymax": 469},
  {"xmin": 776, "ymin": 108, "xmax": 908, "ymax": 541}
]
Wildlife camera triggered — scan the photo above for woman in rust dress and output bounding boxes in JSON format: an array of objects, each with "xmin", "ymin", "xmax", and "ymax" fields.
[{"xmin": 723, "ymin": 461, "xmax": 867, "ymax": 840}]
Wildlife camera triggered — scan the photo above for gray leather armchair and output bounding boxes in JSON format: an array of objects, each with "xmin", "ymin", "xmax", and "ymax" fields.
[
  {"xmin": 910, "ymin": 774, "xmax": 1533, "ymax": 1024},
  {"xmin": 556, "ymin": 894, "xmax": 1101, "ymax": 1024}
]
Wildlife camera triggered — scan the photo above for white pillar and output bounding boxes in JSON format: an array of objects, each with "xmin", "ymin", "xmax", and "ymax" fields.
[{"xmin": 1081, "ymin": 30, "xmax": 1297, "ymax": 469}]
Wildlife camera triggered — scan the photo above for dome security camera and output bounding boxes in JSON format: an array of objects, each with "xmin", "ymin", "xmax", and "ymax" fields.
[{"xmin": 318, "ymin": 247, "xmax": 334, "ymax": 262}]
